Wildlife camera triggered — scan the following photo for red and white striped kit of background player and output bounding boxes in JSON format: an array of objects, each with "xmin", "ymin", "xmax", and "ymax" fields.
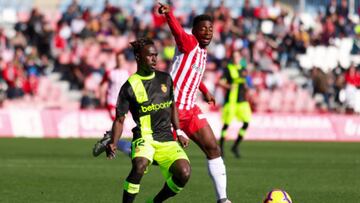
[{"xmin": 167, "ymin": 12, "xmax": 210, "ymax": 111}]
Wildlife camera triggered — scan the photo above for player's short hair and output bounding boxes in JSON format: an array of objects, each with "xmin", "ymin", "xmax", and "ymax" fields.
[
  {"xmin": 193, "ymin": 14, "xmax": 213, "ymax": 28},
  {"xmin": 130, "ymin": 38, "xmax": 154, "ymax": 56}
]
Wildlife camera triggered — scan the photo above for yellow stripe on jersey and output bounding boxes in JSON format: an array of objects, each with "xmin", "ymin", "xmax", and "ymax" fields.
[
  {"xmin": 128, "ymin": 74, "xmax": 149, "ymax": 103},
  {"xmin": 139, "ymin": 115, "xmax": 153, "ymax": 140}
]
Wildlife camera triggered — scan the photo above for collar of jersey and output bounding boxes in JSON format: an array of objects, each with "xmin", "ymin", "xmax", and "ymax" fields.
[{"xmin": 135, "ymin": 72, "xmax": 155, "ymax": 80}]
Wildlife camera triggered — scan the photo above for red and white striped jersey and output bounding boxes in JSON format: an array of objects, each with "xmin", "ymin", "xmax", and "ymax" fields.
[
  {"xmin": 166, "ymin": 12, "xmax": 208, "ymax": 110},
  {"xmin": 102, "ymin": 68, "xmax": 129, "ymax": 106}
]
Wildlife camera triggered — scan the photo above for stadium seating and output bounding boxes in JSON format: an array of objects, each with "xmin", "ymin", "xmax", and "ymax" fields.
[{"xmin": 299, "ymin": 38, "xmax": 358, "ymax": 72}]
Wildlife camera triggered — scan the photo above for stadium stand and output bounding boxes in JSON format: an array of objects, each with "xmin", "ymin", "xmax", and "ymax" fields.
[{"xmin": 0, "ymin": 0, "xmax": 359, "ymax": 114}]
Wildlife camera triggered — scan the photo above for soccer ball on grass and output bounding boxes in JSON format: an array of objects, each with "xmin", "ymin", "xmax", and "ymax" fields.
[{"xmin": 263, "ymin": 189, "xmax": 292, "ymax": 203}]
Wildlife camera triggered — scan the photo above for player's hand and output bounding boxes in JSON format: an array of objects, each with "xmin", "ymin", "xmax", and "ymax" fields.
[
  {"xmin": 204, "ymin": 92, "xmax": 216, "ymax": 106},
  {"xmin": 176, "ymin": 129, "xmax": 189, "ymax": 148},
  {"xmin": 106, "ymin": 143, "xmax": 117, "ymax": 159},
  {"xmin": 158, "ymin": 2, "xmax": 170, "ymax": 14}
]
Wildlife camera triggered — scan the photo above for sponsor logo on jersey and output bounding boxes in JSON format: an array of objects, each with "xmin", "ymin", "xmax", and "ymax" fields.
[
  {"xmin": 161, "ymin": 84, "xmax": 167, "ymax": 93},
  {"xmin": 141, "ymin": 101, "xmax": 172, "ymax": 113},
  {"xmin": 191, "ymin": 64, "xmax": 202, "ymax": 73}
]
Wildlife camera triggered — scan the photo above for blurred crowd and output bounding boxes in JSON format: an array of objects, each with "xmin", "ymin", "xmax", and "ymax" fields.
[{"xmin": 0, "ymin": 0, "xmax": 359, "ymax": 113}]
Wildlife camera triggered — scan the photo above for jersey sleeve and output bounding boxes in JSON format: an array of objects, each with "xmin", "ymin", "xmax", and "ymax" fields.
[
  {"xmin": 115, "ymin": 82, "xmax": 131, "ymax": 117},
  {"xmin": 168, "ymin": 75, "xmax": 175, "ymax": 101},
  {"xmin": 199, "ymin": 82, "xmax": 209, "ymax": 94},
  {"xmin": 165, "ymin": 11, "xmax": 198, "ymax": 53},
  {"xmin": 222, "ymin": 67, "xmax": 232, "ymax": 83}
]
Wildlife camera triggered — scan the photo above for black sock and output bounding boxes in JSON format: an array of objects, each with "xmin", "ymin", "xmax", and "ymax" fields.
[
  {"xmin": 153, "ymin": 182, "xmax": 177, "ymax": 202},
  {"xmin": 233, "ymin": 136, "xmax": 243, "ymax": 149},
  {"xmin": 219, "ymin": 137, "xmax": 225, "ymax": 151},
  {"xmin": 123, "ymin": 191, "xmax": 137, "ymax": 203},
  {"xmin": 220, "ymin": 124, "xmax": 228, "ymax": 152}
]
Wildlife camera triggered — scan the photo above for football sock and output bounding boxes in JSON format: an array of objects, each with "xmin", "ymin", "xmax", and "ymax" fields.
[
  {"xmin": 219, "ymin": 137, "xmax": 225, "ymax": 156},
  {"xmin": 123, "ymin": 181, "xmax": 140, "ymax": 203},
  {"xmin": 233, "ymin": 136, "xmax": 243, "ymax": 148},
  {"xmin": 221, "ymin": 124, "xmax": 228, "ymax": 138},
  {"xmin": 233, "ymin": 122, "xmax": 248, "ymax": 148},
  {"xmin": 153, "ymin": 177, "xmax": 180, "ymax": 202},
  {"xmin": 207, "ymin": 157, "xmax": 227, "ymax": 200},
  {"xmin": 123, "ymin": 191, "xmax": 137, "ymax": 203},
  {"xmin": 220, "ymin": 125, "xmax": 228, "ymax": 156}
]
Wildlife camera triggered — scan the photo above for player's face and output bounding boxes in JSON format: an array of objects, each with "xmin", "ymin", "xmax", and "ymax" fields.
[
  {"xmin": 139, "ymin": 44, "xmax": 158, "ymax": 72},
  {"xmin": 193, "ymin": 20, "xmax": 213, "ymax": 48}
]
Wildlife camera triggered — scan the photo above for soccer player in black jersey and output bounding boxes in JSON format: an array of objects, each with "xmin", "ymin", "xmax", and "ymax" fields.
[
  {"xmin": 107, "ymin": 38, "xmax": 191, "ymax": 203},
  {"xmin": 218, "ymin": 50, "xmax": 252, "ymax": 158}
]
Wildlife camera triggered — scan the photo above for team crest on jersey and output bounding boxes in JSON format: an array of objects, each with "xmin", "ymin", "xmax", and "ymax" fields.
[{"xmin": 161, "ymin": 84, "xmax": 167, "ymax": 93}]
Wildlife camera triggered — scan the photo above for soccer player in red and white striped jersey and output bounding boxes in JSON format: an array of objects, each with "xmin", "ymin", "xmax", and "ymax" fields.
[
  {"xmin": 100, "ymin": 52, "xmax": 130, "ymax": 120},
  {"xmin": 159, "ymin": 3, "xmax": 231, "ymax": 203}
]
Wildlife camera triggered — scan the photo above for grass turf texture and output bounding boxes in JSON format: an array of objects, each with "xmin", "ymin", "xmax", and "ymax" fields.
[{"xmin": 0, "ymin": 138, "xmax": 359, "ymax": 203}]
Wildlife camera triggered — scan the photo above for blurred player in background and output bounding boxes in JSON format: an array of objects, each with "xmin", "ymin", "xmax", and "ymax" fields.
[
  {"xmin": 100, "ymin": 52, "xmax": 129, "ymax": 120},
  {"xmin": 107, "ymin": 38, "xmax": 191, "ymax": 203},
  {"xmin": 218, "ymin": 50, "xmax": 252, "ymax": 159},
  {"xmin": 93, "ymin": 52, "xmax": 131, "ymax": 157},
  {"xmin": 158, "ymin": 3, "xmax": 231, "ymax": 203}
]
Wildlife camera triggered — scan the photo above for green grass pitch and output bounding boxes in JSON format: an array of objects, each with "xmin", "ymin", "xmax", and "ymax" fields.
[{"xmin": 0, "ymin": 138, "xmax": 359, "ymax": 202}]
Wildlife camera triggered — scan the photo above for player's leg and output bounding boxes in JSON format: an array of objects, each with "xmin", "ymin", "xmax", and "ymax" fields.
[
  {"xmin": 93, "ymin": 104, "xmax": 132, "ymax": 157},
  {"xmin": 219, "ymin": 103, "xmax": 232, "ymax": 157},
  {"xmin": 92, "ymin": 131, "xmax": 131, "ymax": 157},
  {"xmin": 231, "ymin": 102, "xmax": 252, "ymax": 158},
  {"xmin": 153, "ymin": 159, "xmax": 191, "ymax": 202},
  {"xmin": 123, "ymin": 157, "xmax": 149, "ymax": 203},
  {"xmin": 191, "ymin": 126, "xmax": 230, "ymax": 203},
  {"xmin": 117, "ymin": 139, "xmax": 132, "ymax": 156},
  {"xmin": 123, "ymin": 138, "xmax": 154, "ymax": 203},
  {"xmin": 219, "ymin": 124, "xmax": 229, "ymax": 157},
  {"xmin": 149, "ymin": 141, "xmax": 190, "ymax": 202},
  {"xmin": 231, "ymin": 123, "xmax": 247, "ymax": 158},
  {"xmin": 181, "ymin": 106, "xmax": 230, "ymax": 202}
]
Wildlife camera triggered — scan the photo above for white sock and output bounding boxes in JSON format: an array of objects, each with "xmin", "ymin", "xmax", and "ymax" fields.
[{"xmin": 207, "ymin": 157, "xmax": 227, "ymax": 200}]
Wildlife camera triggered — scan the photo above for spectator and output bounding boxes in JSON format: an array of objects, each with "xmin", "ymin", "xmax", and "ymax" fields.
[
  {"xmin": 311, "ymin": 67, "xmax": 330, "ymax": 110},
  {"xmin": 241, "ymin": 0, "xmax": 254, "ymax": 19},
  {"xmin": 336, "ymin": 0, "xmax": 349, "ymax": 20},
  {"xmin": 351, "ymin": 25, "xmax": 360, "ymax": 54},
  {"xmin": 344, "ymin": 64, "xmax": 360, "ymax": 113},
  {"xmin": 0, "ymin": 0, "xmax": 358, "ymax": 114},
  {"xmin": 325, "ymin": 0, "xmax": 337, "ymax": 17}
]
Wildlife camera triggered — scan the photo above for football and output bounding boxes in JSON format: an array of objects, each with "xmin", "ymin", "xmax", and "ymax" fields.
[{"xmin": 263, "ymin": 189, "xmax": 292, "ymax": 203}]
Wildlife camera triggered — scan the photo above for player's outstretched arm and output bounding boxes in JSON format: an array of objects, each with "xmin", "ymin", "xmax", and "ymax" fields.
[{"xmin": 158, "ymin": 2, "xmax": 196, "ymax": 53}]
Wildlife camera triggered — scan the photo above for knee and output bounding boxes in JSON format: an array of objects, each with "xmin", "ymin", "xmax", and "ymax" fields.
[
  {"xmin": 133, "ymin": 159, "xmax": 148, "ymax": 175},
  {"xmin": 179, "ymin": 164, "xmax": 191, "ymax": 182},
  {"xmin": 174, "ymin": 164, "xmax": 191, "ymax": 185},
  {"xmin": 205, "ymin": 143, "xmax": 221, "ymax": 158}
]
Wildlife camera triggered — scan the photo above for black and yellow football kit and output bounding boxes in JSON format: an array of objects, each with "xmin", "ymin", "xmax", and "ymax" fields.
[
  {"xmin": 221, "ymin": 63, "xmax": 252, "ymax": 126},
  {"xmin": 116, "ymin": 70, "xmax": 188, "ymax": 179},
  {"xmin": 220, "ymin": 63, "xmax": 252, "ymax": 158},
  {"xmin": 116, "ymin": 70, "xmax": 175, "ymax": 142}
]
